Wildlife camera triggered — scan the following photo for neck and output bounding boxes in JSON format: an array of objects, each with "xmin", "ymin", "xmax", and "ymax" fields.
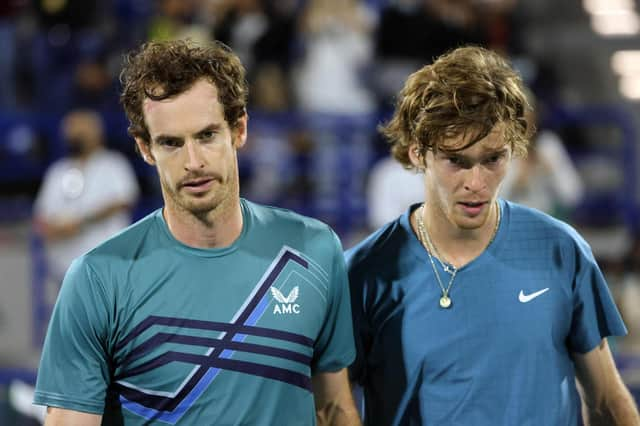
[
  {"xmin": 72, "ymin": 145, "xmax": 101, "ymax": 163},
  {"xmin": 417, "ymin": 201, "xmax": 500, "ymax": 268},
  {"xmin": 163, "ymin": 195, "xmax": 243, "ymax": 249}
]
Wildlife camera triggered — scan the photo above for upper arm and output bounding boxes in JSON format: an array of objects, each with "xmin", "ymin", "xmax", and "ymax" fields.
[
  {"xmin": 312, "ymin": 231, "xmax": 355, "ymax": 372},
  {"xmin": 34, "ymin": 260, "xmax": 112, "ymax": 413},
  {"xmin": 312, "ymin": 369, "xmax": 360, "ymax": 425},
  {"xmin": 344, "ymin": 253, "xmax": 370, "ymax": 386},
  {"xmin": 573, "ymin": 339, "xmax": 629, "ymax": 408},
  {"xmin": 572, "ymin": 339, "xmax": 640, "ymax": 424},
  {"xmin": 45, "ymin": 407, "xmax": 102, "ymax": 426},
  {"xmin": 312, "ymin": 369, "xmax": 353, "ymax": 408}
]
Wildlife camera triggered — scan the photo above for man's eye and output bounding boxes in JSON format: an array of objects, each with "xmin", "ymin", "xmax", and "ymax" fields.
[
  {"xmin": 199, "ymin": 131, "xmax": 216, "ymax": 140},
  {"xmin": 485, "ymin": 154, "xmax": 504, "ymax": 164},
  {"xmin": 159, "ymin": 139, "xmax": 180, "ymax": 147},
  {"xmin": 447, "ymin": 156, "xmax": 462, "ymax": 165}
]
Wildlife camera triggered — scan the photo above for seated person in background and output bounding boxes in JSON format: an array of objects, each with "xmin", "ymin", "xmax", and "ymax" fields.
[
  {"xmin": 33, "ymin": 109, "xmax": 140, "ymax": 282},
  {"xmin": 11, "ymin": 109, "xmax": 140, "ymax": 425},
  {"xmin": 366, "ymin": 155, "xmax": 423, "ymax": 230},
  {"xmin": 500, "ymin": 96, "xmax": 584, "ymax": 219}
]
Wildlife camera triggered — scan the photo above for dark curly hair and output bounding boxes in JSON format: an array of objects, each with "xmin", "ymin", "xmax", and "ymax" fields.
[
  {"xmin": 380, "ymin": 46, "xmax": 532, "ymax": 170},
  {"xmin": 120, "ymin": 39, "xmax": 248, "ymax": 146}
]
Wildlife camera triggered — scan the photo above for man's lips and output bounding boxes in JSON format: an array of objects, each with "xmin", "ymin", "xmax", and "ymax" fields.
[
  {"xmin": 181, "ymin": 177, "xmax": 214, "ymax": 187},
  {"xmin": 458, "ymin": 201, "xmax": 487, "ymax": 207},
  {"xmin": 458, "ymin": 201, "xmax": 488, "ymax": 215},
  {"xmin": 180, "ymin": 176, "xmax": 216, "ymax": 192}
]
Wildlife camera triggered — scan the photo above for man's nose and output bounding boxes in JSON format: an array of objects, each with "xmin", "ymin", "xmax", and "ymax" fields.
[
  {"xmin": 184, "ymin": 141, "xmax": 205, "ymax": 171},
  {"xmin": 463, "ymin": 165, "xmax": 486, "ymax": 192}
]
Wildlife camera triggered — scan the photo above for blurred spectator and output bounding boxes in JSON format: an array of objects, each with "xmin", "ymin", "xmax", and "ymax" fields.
[
  {"xmin": 70, "ymin": 57, "xmax": 118, "ymax": 111},
  {"xmin": 26, "ymin": 0, "xmax": 116, "ymax": 109},
  {"xmin": 147, "ymin": 0, "xmax": 209, "ymax": 43},
  {"xmin": 32, "ymin": 0, "xmax": 102, "ymax": 31},
  {"xmin": 212, "ymin": 0, "xmax": 298, "ymax": 111},
  {"xmin": 619, "ymin": 234, "xmax": 640, "ymax": 351},
  {"xmin": 0, "ymin": 1, "xmax": 25, "ymax": 109},
  {"xmin": 210, "ymin": 0, "xmax": 267, "ymax": 72},
  {"xmin": 293, "ymin": 0, "xmax": 376, "ymax": 115},
  {"xmin": 470, "ymin": 0, "xmax": 520, "ymax": 54},
  {"xmin": 373, "ymin": 0, "xmax": 487, "ymax": 108},
  {"xmin": 252, "ymin": 62, "xmax": 292, "ymax": 111},
  {"xmin": 33, "ymin": 109, "xmax": 139, "ymax": 282},
  {"xmin": 366, "ymin": 155, "xmax": 423, "ymax": 229},
  {"xmin": 500, "ymin": 96, "xmax": 584, "ymax": 218}
]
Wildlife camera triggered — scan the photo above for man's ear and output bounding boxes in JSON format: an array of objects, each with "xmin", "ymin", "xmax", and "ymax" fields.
[
  {"xmin": 408, "ymin": 143, "xmax": 424, "ymax": 170},
  {"xmin": 233, "ymin": 114, "xmax": 248, "ymax": 149},
  {"xmin": 135, "ymin": 138, "xmax": 155, "ymax": 165}
]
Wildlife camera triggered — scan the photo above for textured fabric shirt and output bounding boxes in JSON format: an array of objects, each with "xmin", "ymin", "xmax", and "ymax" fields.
[
  {"xmin": 35, "ymin": 199, "xmax": 355, "ymax": 425},
  {"xmin": 346, "ymin": 199, "xmax": 627, "ymax": 426}
]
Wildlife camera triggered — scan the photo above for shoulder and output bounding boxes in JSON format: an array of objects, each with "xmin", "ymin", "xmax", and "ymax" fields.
[
  {"xmin": 244, "ymin": 200, "xmax": 349, "ymax": 284},
  {"xmin": 97, "ymin": 148, "xmax": 129, "ymax": 162},
  {"xmin": 57, "ymin": 215, "xmax": 152, "ymax": 302},
  {"xmin": 346, "ymin": 216, "xmax": 409, "ymax": 276},
  {"xmin": 504, "ymin": 200, "xmax": 591, "ymax": 252},
  {"xmin": 92, "ymin": 149, "xmax": 135, "ymax": 172},
  {"xmin": 246, "ymin": 199, "xmax": 338, "ymax": 243},
  {"xmin": 42, "ymin": 158, "xmax": 73, "ymax": 178}
]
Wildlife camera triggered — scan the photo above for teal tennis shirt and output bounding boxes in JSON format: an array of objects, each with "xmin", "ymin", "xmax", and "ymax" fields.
[{"xmin": 35, "ymin": 199, "xmax": 355, "ymax": 425}]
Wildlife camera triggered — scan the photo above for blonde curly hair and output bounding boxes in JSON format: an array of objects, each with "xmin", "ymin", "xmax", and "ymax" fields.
[{"xmin": 380, "ymin": 46, "xmax": 532, "ymax": 170}]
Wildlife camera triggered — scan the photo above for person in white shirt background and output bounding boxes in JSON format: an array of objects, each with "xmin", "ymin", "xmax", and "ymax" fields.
[
  {"xmin": 10, "ymin": 108, "xmax": 140, "ymax": 424},
  {"xmin": 366, "ymin": 155, "xmax": 423, "ymax": 230},
  {"xmin": 33, "ymin": 108, "xmax": 140, "ymax": 283},
  {"xmin": 499, "ymin": 93, "xmax": 585, "ymax": 219}
]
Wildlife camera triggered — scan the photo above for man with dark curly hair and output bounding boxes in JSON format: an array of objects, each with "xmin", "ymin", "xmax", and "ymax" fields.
[
  {"xmin": 34, "ymin": 39, "xmax": 360, "ymax": 426},
  {"xmin": 346, "ymin": 46, "xmax": 639, "ymax": 425}
]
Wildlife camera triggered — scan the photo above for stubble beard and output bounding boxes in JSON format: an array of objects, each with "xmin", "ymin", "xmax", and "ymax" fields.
[{"xmin": 162, "ymin": 174, "xmax": 237, "ymax": 227}]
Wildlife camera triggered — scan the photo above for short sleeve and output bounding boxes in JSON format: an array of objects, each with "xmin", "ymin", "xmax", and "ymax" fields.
[
  {"xmin": 568, "ymin": 239, "xmax": 627, "ymax": 354},
  {"xmin": 311, "ymin": 230, "xmax": 356, "ymax": 373},
  {"xmin": 344, "ymin": 249, "xmax": 370, "ymax": 385},
  {"xmin": 34, "ymin": 258, "xmax": 112, "ymax": 414}
]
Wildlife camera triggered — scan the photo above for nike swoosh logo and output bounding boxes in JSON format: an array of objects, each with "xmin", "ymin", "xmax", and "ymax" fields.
[{"xmin": 518, "ymin": 288, "xmax": 550, "ymax": 303}]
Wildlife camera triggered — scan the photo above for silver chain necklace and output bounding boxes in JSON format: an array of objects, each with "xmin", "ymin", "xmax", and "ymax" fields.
[
  {"xmin": 415, "ymin": 203, "xmax": 500, "ymax": 309},
  {"xmin": 422, "ymin": 221, "xmax": 456, "ymax": 275}
]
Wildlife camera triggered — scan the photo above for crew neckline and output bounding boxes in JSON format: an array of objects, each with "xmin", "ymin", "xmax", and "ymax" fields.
[
  {"xmin": 401, "ymin": 199, "xmax": 507, "ymax": 272},
  {"xmin": 155, "ymin": 199, "xmax": 251, "ymax": 258}
]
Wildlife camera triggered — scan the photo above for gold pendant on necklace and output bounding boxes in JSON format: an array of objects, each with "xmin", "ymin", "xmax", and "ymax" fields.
[{"xmin": 439, "ymin": 295, "xmax": 452, "ymax": 309}]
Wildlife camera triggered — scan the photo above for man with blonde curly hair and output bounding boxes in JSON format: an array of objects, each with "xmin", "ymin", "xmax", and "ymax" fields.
[
  {"xmin": 33, "ymin": 39, "xmax": 360, "ymax": 426},
  {"xmin": 346, "ymin": 46, "xmax": 638, "ymax": 425}
]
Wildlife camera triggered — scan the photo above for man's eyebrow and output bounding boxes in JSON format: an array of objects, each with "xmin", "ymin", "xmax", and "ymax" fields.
[
  {"xmin": 437, "ymin": 148, "xmax": 509, "ymax": 159},
  {"xmin": 484, "ymin": 148, "xmax": 510, "ymax": 156},
  {"xmin": 152, "ymin": 123, "xmax": 223, "ymax": 144},
  {"xmin": 154, "ymin": 134, "xmax": 182, "ymax": 144},
  {"xmin": 436, "ymin": 151, "xmax": 466, "ymax": 159},
  {"xmin": 193, "ymin": 123, "xmax": 222, "ymax": 136}
]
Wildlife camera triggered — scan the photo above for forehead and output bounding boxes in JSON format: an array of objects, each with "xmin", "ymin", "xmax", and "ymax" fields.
[
  {"xmin": 439, "ymin": 124, "xmax": 508, "ymax": 155},
  {"xmin": 143, "ymin": 79, "xmax": 225, "ymax": 137}
]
